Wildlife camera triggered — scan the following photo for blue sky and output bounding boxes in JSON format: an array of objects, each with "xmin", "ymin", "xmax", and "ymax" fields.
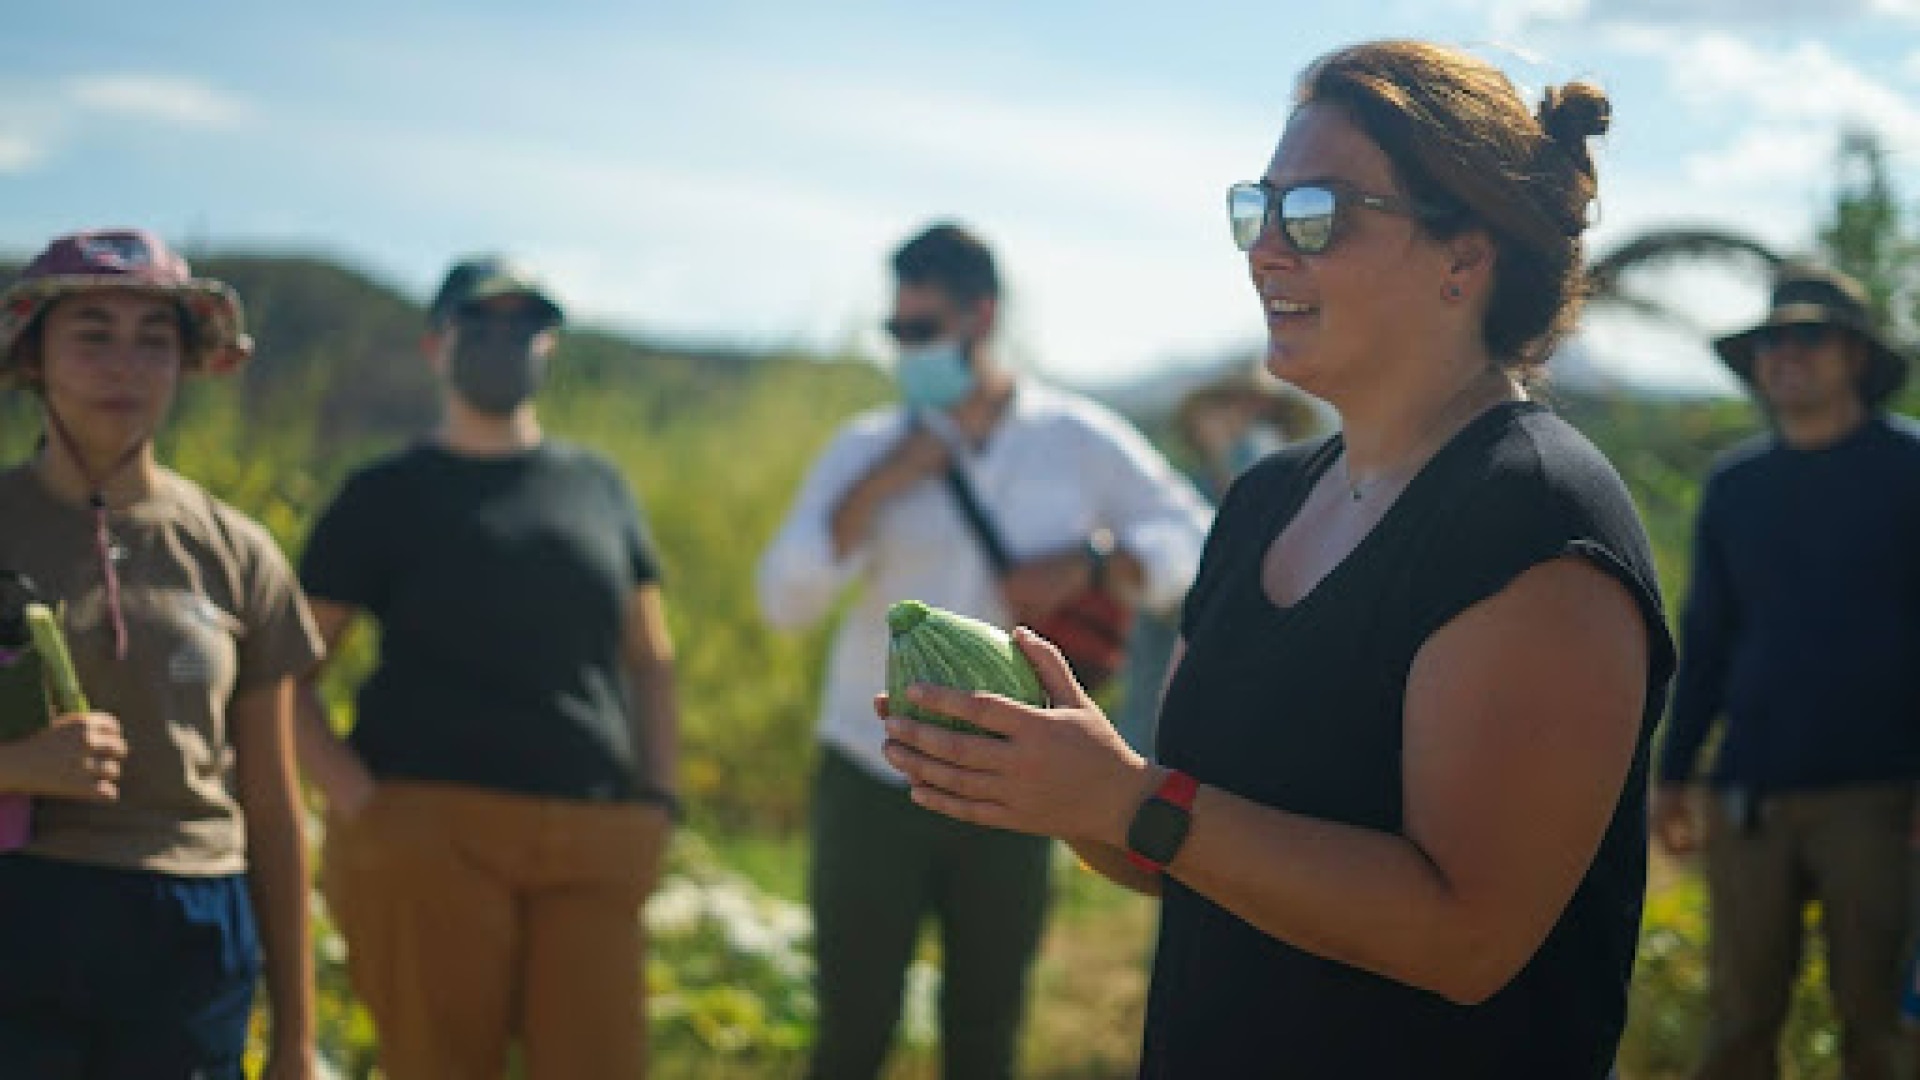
[{"xmin": 4, "ymin": 1, "xmax": 1918, "ymax": 395}]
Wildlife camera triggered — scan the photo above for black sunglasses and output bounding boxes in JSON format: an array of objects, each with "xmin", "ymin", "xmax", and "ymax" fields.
[
  {"xmin": 884, "ymin": 316, "xmax": 946, "ymax": 346},
  {"xmin": 453, "ymin": 308, "xmax": 554, "ymax": 335},
  {"xmin": 1752, "ymin": 322, "xmax": 1838, "ymax": 353},
  {"xmin": 1227, "ymin": 180, "xmax": 1431, "ymax": 255}
]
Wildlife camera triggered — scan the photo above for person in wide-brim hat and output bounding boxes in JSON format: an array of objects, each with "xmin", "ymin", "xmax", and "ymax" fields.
[
  {"xmin": 1714, "ymin": 261, "xmax": 1908, "ymax": 408},
  {"xmin": 0, "ymin": 227, "xmax": 319, "ymax": 1077},
  {"xmin": 1, "ymin": 227, "xmax": 253, "ymax": 382}
]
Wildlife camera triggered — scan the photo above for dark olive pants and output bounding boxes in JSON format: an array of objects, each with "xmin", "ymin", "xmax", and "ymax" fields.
[
  {"xmin": 1695, "ymin": 785, "xmax": 1913, "ymax": 1080},
  {"xmin": 807, "ymin": 745, "xmax": 1054, "ymax": 1080}
]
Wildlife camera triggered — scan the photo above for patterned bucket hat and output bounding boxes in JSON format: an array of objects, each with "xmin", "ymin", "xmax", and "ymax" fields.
[{"xmin": 1, "ymin": 228, "xmax": 254, "ymax": 383}]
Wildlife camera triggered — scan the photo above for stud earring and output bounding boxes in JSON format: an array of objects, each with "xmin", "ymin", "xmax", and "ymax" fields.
[{"xmin": 1444, "ymin": 283, "xmax": 1463, "ymax": 301}]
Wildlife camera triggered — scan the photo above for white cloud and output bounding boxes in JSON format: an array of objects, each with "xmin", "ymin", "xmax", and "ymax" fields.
[
  {"xmin": 1682, "ymin": 125, "xmax": 1840, "ymax": 194},
  {"xmin": 1441, "ymin": 0, "xmax": 1590, "ymax": 36},
  {"xmin": 354, "ymin": 128, "xmax": 1264, "ymax": 386},
  {"xmin": 1616, "ymin": 0, "xmax": 1895, "ymax": 18},
  {"xmin": 66, "ymin": 75, "xmax": 253, "ymax": 130},
  {"xmin": 1460, "ymin": 0, "xmax": 1909, "ymax": 24},
  {"xmin": 1678, "ymin": 37, "xmax": 1920, "ymax": 154},
  {"xmin": 1600, "ymin": 32, "xmax": 1920, "ymax": 215},
  {"xmin": 756, "ymin": 77, "xmax": 1268, "ymax": 239},
  {"xmin": 0, "ymin": 134, "xmax": 41, "ymax": 172},
  {"xmin": 314, "ymin": 53, "xmax": 1278, "ymax": 386}
]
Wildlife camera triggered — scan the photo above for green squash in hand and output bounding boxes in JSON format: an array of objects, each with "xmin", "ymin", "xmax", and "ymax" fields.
[{"xmin": 886, "ymin": 600, "xmax": 1046, "ymax": 738}]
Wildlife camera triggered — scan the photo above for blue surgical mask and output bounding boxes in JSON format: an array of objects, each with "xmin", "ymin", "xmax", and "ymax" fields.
[
  {"xmin": 1226, "ymin": 423, "xmax": 1284, "ymax": 478},
  {"xmin": 895, "ymin": 339, "xmax": 975, "ymax": 409}
]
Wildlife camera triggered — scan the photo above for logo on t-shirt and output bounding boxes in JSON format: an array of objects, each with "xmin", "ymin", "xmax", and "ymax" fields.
[{"xmin": 166, "ymin": 594, "xmax": 237, "ymax": 686}]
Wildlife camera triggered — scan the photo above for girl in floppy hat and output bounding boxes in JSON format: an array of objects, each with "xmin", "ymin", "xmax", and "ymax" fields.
[{"xmin": 0, "ymin": 228, "xmax": 321, "ymax": 1079}]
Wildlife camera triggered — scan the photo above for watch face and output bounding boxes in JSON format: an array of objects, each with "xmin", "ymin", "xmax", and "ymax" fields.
[{"xmin": 1127, "ymin": 797, "xmax": 1192, "ymax": 866}]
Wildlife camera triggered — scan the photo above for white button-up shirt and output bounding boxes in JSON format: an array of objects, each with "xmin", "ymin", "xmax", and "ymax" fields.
[{"xmin": 757, "ymin": 380, "xmax": 1212, "ymax": 783}]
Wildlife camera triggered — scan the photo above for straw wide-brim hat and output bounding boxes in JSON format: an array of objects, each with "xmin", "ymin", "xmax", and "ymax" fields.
[
  {"xmin": 1714, "ymin": 262, "xmax": 1907, "ymax": 405},
  {"xmin": 1176, "ymin": 369, "xmax": 1323, "ymax": 443},
  {"xmin": 1, "ymin": 228, "xmax": 253, "ymax": 383}
]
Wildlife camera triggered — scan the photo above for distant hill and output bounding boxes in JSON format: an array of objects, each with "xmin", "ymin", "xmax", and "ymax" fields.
[
  {"xmin": 0, "ymin": 254, "xmax": 822, "ymax": 448},
  {"xmin": 4, "ymin": 250, "xmax": 1736, "ymax": 453},
  {"xmin": 1, "ymin": 250, "xmax": 1764, "ymax": 524}
]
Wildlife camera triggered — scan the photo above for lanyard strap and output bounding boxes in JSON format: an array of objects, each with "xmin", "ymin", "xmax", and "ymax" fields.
[{"xmin": 42, "ymin": 407, "xmax": 146, "ymax": 662}]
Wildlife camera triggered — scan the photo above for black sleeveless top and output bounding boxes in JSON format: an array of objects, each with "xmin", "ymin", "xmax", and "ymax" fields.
[{"xmin": 1141, "ymin": 401, "xmax": 1674, "ymax": 1078}]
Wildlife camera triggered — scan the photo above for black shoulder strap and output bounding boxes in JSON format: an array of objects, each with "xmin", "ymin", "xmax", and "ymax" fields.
[{"xmin": 944, "ymin": 464, "xmax": 1014, "ymax": 574}]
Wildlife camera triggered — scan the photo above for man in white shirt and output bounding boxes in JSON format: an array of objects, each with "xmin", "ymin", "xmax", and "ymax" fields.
[{"xmin": 757, "ymin": 222, "xmax": 1209, "ymax": 1080}]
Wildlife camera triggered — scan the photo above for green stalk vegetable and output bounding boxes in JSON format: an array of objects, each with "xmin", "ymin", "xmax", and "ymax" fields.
[{"xmin": 25, "ymin": 605, "xmax": 87, "ymax": 715}]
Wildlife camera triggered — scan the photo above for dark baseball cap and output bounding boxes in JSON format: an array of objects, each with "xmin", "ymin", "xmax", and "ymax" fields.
[{"xmin": 428, "ymin": 255, "xmax": 563, "ymax": 327}]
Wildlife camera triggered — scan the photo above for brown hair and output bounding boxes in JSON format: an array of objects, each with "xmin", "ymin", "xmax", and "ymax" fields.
[
  {"xmin": 1298, "ymin": 40, "xmax": 1609, "ymax": 374},
  {"xmin": 892, "ymin": 222, "xmax": 1000, "ymax": 306}
]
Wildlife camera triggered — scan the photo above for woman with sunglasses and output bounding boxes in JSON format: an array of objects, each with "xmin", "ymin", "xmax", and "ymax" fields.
[
  {"xmin": 880, "ymin": 40, "xmax": 1673, "ymax": 1076},
  {"xmin": 0, "ymin": 230, "xmax": 321, "ymax": 1078}
]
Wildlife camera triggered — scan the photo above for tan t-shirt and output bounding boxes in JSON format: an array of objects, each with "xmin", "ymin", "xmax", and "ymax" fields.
[{"xmin": 0, "ymin": 464, "xmax": 323, "ymax": 875}]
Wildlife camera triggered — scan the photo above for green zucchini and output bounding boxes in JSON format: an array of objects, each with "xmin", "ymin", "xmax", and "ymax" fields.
[{"xmin": 885, "ymin": 600, "xmax": 1046, "ymax": 737}]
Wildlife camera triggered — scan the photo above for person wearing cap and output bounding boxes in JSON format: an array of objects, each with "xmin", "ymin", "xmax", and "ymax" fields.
[
  {"xmin": 757, "ymin": 222, "xmax": 1209, "ymax": 1080},
  {"xmin": 1654, "ymin": 262, "xmax": 1920, "ymax": 1080},
  {"xmin": 0, "ymin": 229, "xmax": 323, "ymax": 1078},
  {"xmin": 293, "ymin": 256, "xmax": 681, "ymax": 1079}
]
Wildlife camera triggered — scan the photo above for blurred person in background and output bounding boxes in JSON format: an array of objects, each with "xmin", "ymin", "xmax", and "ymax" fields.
[
  {"xmin": 294, "ymin": 256, "xmax": 681, "ymax": 1079},
  {"xmin": 757, "ymin": 221, "xmax": 1209, "ymax": 1080},
  {"xmin": 0, "ymin": 229, "xmax": 321, "ymax": 1079},
  {"xmin": 882, "ymin": 40, "xmax": 1675, "ymax": 1077},
  {"xmin": 1114, "ymin": 370, "xmax": 1320, "ymax": 754},
  {"xmin": 1654, "ymin": 263, "xmax": 1919, "ymax": 1080}
]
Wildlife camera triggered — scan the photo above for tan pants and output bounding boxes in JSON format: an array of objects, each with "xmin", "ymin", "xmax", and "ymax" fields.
[
  {"xmin": 1696, "ymin": 785, "xmax": 1913, "ymax": 1080},
  {"xmin": 321, "ymin": 781, "xmax": 669, "ymax": 1080}
]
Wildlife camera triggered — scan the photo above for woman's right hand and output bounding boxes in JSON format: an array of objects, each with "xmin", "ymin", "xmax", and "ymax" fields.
[{"xmin": 0, "ymin": 712, "xmax": 127, "ymax": 801}]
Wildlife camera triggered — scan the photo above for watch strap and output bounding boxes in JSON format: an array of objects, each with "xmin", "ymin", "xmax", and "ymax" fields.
[{"xmin": 1125, "ymin": 768, "xmax": 1198, "ymax": 874}]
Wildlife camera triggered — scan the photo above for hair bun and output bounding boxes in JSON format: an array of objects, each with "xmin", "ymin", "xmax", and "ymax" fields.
[{"xmin": 1538, "ymin": 81, "xmax": 1610, "ymax": 145}]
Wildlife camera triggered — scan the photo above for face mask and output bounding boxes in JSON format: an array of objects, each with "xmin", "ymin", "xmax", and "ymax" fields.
[
  {"xmin": 1226, "ymin": 423, "xmax": 1284, "ymax": 477},
  {"xmin": 895, "ymin": 339, "xmax": 975, "ymax": 410},
  {"xmin": 449, "ymin": 327, "xmax": 547, "ymax": 414}
]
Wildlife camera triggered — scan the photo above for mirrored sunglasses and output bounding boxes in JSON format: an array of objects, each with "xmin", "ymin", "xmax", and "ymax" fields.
[{"xmin": 1227, "ymin": 181, "xmax": 1427, "ymax": 255}]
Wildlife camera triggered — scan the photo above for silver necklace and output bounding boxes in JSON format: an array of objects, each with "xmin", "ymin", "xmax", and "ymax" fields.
[{"xmin": 1343, "ymin": 369, "xmax": 1512, "ymax": 502}]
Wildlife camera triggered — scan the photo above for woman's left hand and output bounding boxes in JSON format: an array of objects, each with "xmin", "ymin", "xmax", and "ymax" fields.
[{"xmin": 880, "ymin": 626, "xmax": 1158, "ymax": 847}]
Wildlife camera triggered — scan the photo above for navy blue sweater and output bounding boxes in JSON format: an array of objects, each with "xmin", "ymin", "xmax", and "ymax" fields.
[{"xmin": 1660, "ymin": 415, "xmax": 1920, "ymax": 790}]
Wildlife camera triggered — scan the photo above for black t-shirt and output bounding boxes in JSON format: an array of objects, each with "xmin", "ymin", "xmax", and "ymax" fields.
[
  {"xmin": 300, "ymin": 441, "xmax": 664, "ymax": 803},
  {"xmin": 1143, "ymin": 402, "xmax": 1674, "ymax": 1078},
  {"xmin": 1662, "ymin": 416, "xmax": 1920, "ymax": 790}
]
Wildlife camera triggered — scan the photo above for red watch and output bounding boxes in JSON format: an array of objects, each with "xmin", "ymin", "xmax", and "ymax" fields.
[{"xmin": 1125, "ymin": 768, "xmax": 1198, "ymax": 874}]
